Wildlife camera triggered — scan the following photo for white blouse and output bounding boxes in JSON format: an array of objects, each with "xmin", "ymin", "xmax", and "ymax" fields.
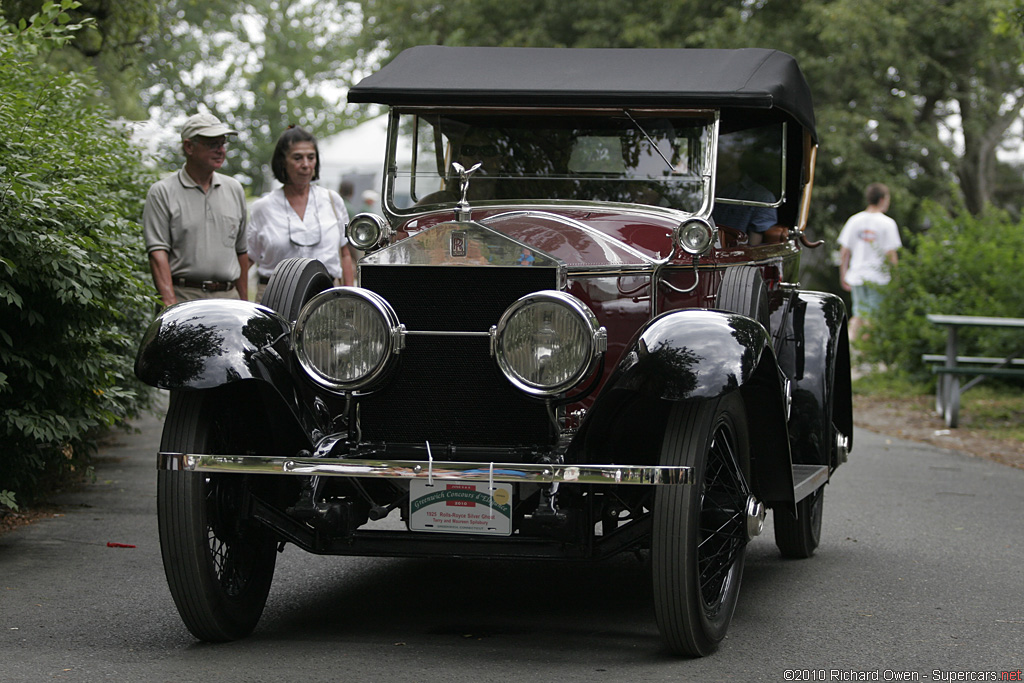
[{"xmin": 248, "ymin": 185, "xmax": 350, "ymax": 280}]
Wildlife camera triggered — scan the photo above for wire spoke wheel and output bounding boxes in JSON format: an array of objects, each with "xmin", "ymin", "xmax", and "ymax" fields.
[
  {"xmin": 652, "ymin": 393, "xmax": 751, "ymax": 657},
  {"xmin": 157, "ymin": 390, "xmax": 278, "ymax": 641},
  {"xmin": 205, "ymin": 476, "xmax": 263, "ymax": 597},
  {"xmin": 697, "ymin": 429, "xmax": 749, "ymax": 608}
]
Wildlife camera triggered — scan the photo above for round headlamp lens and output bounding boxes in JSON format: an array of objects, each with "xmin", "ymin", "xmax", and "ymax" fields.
[
  {"xmin": 294, "ymin": 289, "xmax": 399, "ymax": 390},
  {"xmin": 496, "ymin": 292, "xmax": 603, "ymax": 395}
]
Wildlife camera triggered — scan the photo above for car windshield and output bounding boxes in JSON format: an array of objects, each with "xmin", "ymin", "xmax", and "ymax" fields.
[{"xmin": 386, "ymin": 110, "xmax": 714, "ymax": 214}]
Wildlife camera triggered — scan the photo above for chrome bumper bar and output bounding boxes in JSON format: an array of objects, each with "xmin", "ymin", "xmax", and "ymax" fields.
[{"xmin": 158, "ymin": 452, "xmax": 693, "ymax": 486}]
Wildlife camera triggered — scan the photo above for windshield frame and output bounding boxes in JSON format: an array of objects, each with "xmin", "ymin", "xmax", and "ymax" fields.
[
  {"xmin": 712, "ymin": 121, "xmax": 788, "ymax": 211},
  {"xmin": 380, "ymin": 107, "xmax": 719, "ymax": 220}
]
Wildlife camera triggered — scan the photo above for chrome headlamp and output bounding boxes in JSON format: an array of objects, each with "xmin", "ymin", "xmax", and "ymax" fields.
[
  {"xmin": 346, "ymin": 213, "xmax": 390, "ymax": 252},
  {"xmin": 293, "ymin": 287, "xmax": 404, "ymax": 392},
  {"xmin": 492, "ymin": 291, "xmax": 607, "ymax": 396},
  {"xmin": 674, "ymin": 217, "xmax": 716, "ymax": 256}
]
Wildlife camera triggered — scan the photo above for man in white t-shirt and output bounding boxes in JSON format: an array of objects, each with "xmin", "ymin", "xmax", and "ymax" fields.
[{"xmin": 838, "ymin": 182, "xmax": 902, "ymax": 343}]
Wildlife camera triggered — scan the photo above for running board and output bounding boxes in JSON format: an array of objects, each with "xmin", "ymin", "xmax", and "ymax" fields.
[{"xmin": 792, "ymin": 464, "xmax": 829, "ymax": 502}]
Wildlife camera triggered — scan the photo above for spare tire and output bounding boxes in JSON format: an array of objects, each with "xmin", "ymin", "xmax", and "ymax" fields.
[
  {"xmin": 715, "ymin": 266, "xmax": 770, "ymax": 335},
  {"xmin": 261, "ymin": 258, "xmax": 334, "ymax": 322}
]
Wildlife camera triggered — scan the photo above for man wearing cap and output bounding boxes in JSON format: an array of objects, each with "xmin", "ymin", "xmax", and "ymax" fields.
[{"xmin": 143, "ymin": 113, "xmax": 249, "ymax": 306}]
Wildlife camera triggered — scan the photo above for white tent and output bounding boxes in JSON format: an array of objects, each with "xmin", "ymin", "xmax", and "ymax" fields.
[
  {"xmin": 318, "ymin": 115, "xmax": 413, "ymax": 200},
  {"xmin": 318, "ymin": 115, "xmax": 387, "ymax": 189}
]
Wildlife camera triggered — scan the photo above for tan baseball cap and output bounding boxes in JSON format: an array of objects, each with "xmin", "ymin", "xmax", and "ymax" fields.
[{"xmin": 180, "ymin": 113, "xmax": 238, "ymax": 141}]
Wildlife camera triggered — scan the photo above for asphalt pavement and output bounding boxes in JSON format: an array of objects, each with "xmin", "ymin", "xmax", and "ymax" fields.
[{"xmin": 1, "ymin": 402, "xmax": 1022, "ymax": 682}]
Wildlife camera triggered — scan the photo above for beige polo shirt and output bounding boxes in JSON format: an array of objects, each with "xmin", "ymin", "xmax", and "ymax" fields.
[{"xmin": 143, "ymin": 167, "xmax": 248, "ymax": 282}]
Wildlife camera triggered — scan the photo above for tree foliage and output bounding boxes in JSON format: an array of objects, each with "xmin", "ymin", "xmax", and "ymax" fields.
[
  {"xmin": 3, "ymin": 1, "xmax": 369, "ymax": 193},
  {"xmin": 796, "ymin": 0, "xmax": 1024, "ymax": 222},
  {"xmin": 0, "ymin": 1, "xmax": 157, "ymax": 505},
  {"xmin": 140, "ymin": 0, "xmax": 366, "ymax": 194},
  {"xmin": 0, "ymin": 0, "xmax": 161, "ymax": 118},
  {"xmin": 863, "ymin": 204, "xmax": 1024, "ymax": 380}
]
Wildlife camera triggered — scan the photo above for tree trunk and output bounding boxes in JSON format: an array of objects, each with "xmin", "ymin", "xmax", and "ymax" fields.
[{"xmin": 957, "ymin": 95, "xmax": 1023, "ymax": 216}]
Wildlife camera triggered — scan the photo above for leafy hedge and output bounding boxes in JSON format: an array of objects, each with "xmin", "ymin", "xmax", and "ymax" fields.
[
  {"xmin": 0, "ymin": 3, "xmax": 157, "ymax": 509},
  {"xmin": 863, "ymin": 204, "xmax": 1024, "ymax": 381}
]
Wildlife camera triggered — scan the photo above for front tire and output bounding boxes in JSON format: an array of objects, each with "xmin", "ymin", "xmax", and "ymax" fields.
[
  {"xmin": 652, "ymin": 393, "xmax": 751, "ymax": 657},
  {"xmin": 157, "ymin": 391, "xmax": 278, "ymax": 641}
]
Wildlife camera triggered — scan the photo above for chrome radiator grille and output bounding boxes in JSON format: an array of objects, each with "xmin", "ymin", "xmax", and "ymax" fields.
[{"xmin": 357, "ymin": 265, "xmax": 556, "ymax": 448}]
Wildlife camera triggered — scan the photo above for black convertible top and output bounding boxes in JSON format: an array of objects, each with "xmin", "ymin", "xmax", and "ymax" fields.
[{"xmin": 349, "ymin": 46, "xmax": 816, "ymax": 140}]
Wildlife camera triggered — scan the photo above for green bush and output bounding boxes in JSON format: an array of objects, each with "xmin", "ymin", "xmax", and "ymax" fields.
[
  {"xmin": 0, "ymin": 2, "xmax": 157, "ymax": 504},
  {"xmin": 862, "ymin": 203, "xmax": 1024, "ymax": 381}
]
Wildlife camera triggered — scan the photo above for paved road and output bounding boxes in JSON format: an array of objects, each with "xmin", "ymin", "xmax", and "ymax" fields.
[{"xmin": 2, "ymin": 405, "xmax": 1022, "ymax": 682}]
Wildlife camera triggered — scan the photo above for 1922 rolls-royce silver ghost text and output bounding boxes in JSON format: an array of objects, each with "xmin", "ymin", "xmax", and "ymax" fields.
[{"xmin": 135, "ymin": 46, "xmax": 852, "ymax": 657}]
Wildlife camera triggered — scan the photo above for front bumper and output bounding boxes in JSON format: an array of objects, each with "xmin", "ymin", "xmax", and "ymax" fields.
[{"xmin": 158, "ymin": 452, "xmax": 693, "ymax": 486}]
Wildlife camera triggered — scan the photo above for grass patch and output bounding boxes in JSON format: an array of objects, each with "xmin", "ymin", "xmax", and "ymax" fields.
[
  {"xmin": 852, "ymin": 371, "xmax": 930, "ymax": 398},
  {"xmin": 854, "ymin": 370, "xmax": 1024, "ymax": 442},
  {"xmin": 954, "ymin": 387, "xmax": 1024, "ymax": 441}
]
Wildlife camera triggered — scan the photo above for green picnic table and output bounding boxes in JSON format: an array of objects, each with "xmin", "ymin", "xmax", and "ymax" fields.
[{"xmin": 926, "ymin": 314, "xmax": 1024, "ymax": 428}]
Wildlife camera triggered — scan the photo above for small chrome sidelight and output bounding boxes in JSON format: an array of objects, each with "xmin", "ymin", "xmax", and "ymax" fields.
[
  {"xmin": 491, "ymin": 290, "xmax": 607, "ymax": 397},
  {"xmin": 673, "ymin": 217, "xmax": 716, "ymax": 256},
  {"xmin": 346, "ymin": 213, "xmax": 391, "ymax": 252}
]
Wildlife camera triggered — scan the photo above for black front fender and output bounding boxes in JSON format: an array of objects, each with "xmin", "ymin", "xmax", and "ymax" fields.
[
  {"xmin": 134, "ymin": 299, "xmax": 323, "ymax": 444},
  {"xmin": 781, "ymin": 290, "xmax": 852, "ymax": 468},
  {"xmin": 575, "ymin": 309, "xmax": 793, "ymax": 502},
  {"xmin": 608, "ymin": 308, "xmax": 771, "ymax": 401},
  {"xmin": 135, "ymin": 299, "xmax": 292, "ymax": 390}
]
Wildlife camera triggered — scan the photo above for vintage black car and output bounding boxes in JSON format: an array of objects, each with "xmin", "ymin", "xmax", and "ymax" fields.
[{"xmin": 136, "ymin": 46, "xmax": 852, "ymax": 657}]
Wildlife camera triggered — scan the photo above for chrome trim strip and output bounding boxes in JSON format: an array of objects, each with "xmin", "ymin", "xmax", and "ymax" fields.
[
  {"xmin": 405, "ymin": 330, "xmax": 491, "ymax": 337},
  {"xmin": 395, "ymin": 198, "xmax": 694, "ymax": 225},
  {"xmin": 714, "ymin": 196, "xmax": 785, "ymax": 209},
  {"xmin": 565, "ymin": 265, "xmax": 655, "ymax": 276},
  {"xmin": 659, "ymin": 261, "xmax": 723, "ymax": 271},
  {"xmin": 381, "ymin": 109, "xmax": 402, "ymax": 226},
  {"xmin": 158, "ymin": 453, "xmax": 693, "ymax": 485}
]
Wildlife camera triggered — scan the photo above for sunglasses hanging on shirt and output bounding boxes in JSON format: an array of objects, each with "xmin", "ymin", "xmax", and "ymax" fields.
[{"xmin": 283, "ymin": 188, "xmax": 322, "ymax": 247}]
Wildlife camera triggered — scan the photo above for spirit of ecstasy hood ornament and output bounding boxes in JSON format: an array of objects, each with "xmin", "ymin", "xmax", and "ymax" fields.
[{"xmin": 452, "ymin": 161, "xmax": 482, "ymax": 221}]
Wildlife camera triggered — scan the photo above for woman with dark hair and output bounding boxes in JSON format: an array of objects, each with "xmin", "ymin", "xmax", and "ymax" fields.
[{"xmin": 248, "ymin": 126, "xmax": 355, "ymax": 300}]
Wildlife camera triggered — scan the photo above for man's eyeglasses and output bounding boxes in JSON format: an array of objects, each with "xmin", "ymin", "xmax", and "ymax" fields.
[{"xmin": 192, "ymin": 137, "xmax": 228, "ymax": 150}]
